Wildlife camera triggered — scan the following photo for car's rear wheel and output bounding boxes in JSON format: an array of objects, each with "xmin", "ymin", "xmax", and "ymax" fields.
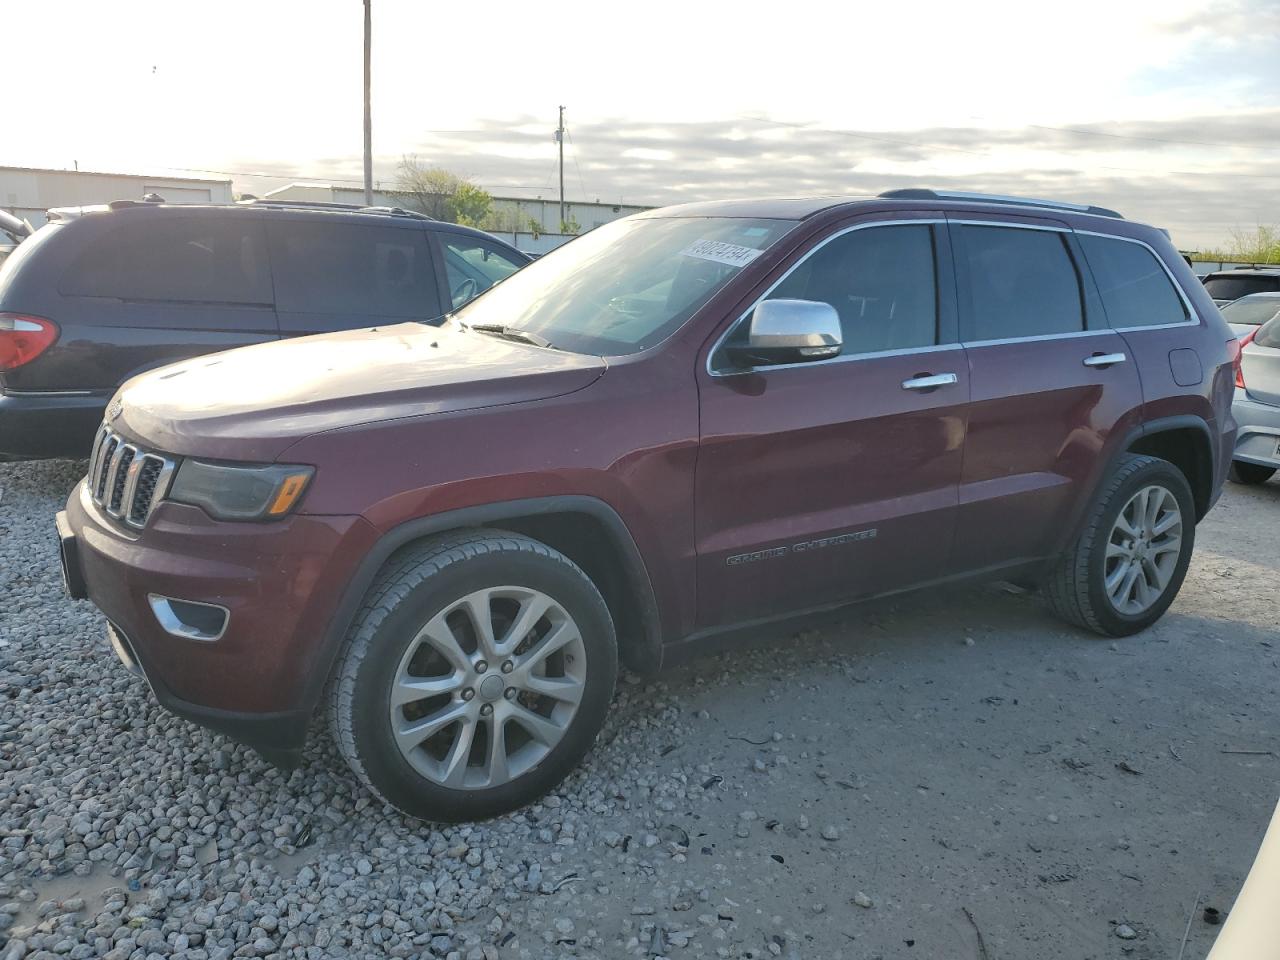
[
  {"xmin": 1045, "ymin": 454, "xmax": 1196, "ymax": 637},
  {"xmin": 1229, "ymin": 460, "xmax": 1277, "ymax": 485},
  {"xmin": 327, "ymin": 529, "xmax": 617, "ymax": 822}
]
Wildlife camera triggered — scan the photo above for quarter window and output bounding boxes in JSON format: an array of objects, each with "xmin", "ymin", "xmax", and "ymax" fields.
[
  {"xmin": 269, "ymin": 222, "xmax": 440, "ymax": 319},
  {"xmin": 958, "ymin": 225, "xmax": 1083, "ymax": 340},
  {"xmin": 762, "ymin": 223, "xmax": 939, "ymax": 355},
  {"xmin": 61, "ymin": 218, "xmax": 271, "ymax": 304},
  {"xmin": 1079, "ymin": 234, "xmax": 1187, "ymax": 328}
]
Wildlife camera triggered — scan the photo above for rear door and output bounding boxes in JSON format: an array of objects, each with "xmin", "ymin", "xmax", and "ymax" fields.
[
  {"xmin": 695, "ymin": 215, "xmax": 969, "ymax": 627},
  {"xmin": 269, "ymin": 219, "xmax": 446, "ymax": 336},
  {"xmin": 948, "ymin": 216, "xmax": 1143, "ymax": 572},
  {"xmin": 43, "ymin": 215, "xmax": 277, "ymax": 391}
]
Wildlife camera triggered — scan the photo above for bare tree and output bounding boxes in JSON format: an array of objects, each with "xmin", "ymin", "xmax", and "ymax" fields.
[{"xmin": 392, "ymin": 155, "xmax": 492, "ymax": 225}]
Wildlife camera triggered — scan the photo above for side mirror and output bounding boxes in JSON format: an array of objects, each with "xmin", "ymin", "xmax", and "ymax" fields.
[{"xmin": 726, "ymin": 299, "xmax": 842, "ymax": 368}]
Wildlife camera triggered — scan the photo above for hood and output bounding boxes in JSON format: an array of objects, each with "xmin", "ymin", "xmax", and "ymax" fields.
[{"xmin": 114, "ymin": 322, "xmax": 606, "ymax": 461}]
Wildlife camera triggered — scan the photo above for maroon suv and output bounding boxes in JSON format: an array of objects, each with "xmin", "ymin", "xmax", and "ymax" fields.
[{"xmin": 57, "ymin": 190, "xmax": 1238, "ymax": 821}]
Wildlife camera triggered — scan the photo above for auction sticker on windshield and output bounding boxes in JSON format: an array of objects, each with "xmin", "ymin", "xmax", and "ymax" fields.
[{"xmin": 680, "ymin": 239, "xmax": 764, "ymax": 268}]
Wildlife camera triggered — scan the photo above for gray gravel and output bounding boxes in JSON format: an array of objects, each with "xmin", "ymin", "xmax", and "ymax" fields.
[{"xmin": 2, "ymin": 458, "xmax": 1279, "ymax": 960}]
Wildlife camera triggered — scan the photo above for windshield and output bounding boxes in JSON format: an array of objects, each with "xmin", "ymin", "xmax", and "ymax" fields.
[
  {"xmin": 1221, "ymin": 296, "xmax": 1280, "ymax": 327},
  {"xmin": 1204, "ymin": 275, "xmax": 1280, "ymax": 301},
  {"xmin": 452, "ymin": 216, "xmax": 795, "ymax": 355}
]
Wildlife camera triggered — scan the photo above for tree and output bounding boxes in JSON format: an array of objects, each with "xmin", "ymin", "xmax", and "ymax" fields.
[
  {"xmin": 1194, "ymin": 225, "xmax": 1280, "ymax": 264},
  {"xmin": 391, "ymin": 155, "xmax": 492, "ymax": 225},
  {"xmin": 560, "ymin": 215, "xmax": 582, "ymax": 235}
]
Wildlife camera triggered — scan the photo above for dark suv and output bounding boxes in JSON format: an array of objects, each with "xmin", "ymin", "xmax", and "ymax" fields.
[
  {"xmin": 1202, "ymin": 266, "xmax": 1280, "ymax": 307},
  {"xmin": 0, "ymin": 199, "xmax": 528, "ymax": 460},
  {"xmin": 57, "ymin": 189, "xmax": 1238, "ymax": 821}
]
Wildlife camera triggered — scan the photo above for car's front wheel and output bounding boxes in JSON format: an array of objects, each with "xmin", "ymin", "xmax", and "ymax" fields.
[
  {"xmin": 1046, "ymin": 454, "xmax": 1196, "ymax": 637},
  {"xmin": 327, "ymin": 529, "xmax": 617, "ymax": 822},
  {"xmin": 1229, "ymin": 460, "xmax": 1277, "ymax": 486}
]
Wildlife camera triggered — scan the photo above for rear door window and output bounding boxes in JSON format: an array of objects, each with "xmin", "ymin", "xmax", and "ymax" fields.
[
  {"xmin": 440, "ymin": 236, "xmax": 525, "ymax": 308},
  {"xmin": 269, "ymin": 221, "xmax": 442, "ymax": 324},
  {"xmin": 956, "ymin": 225, "xmax": 1084, "ymax": 340},
  {"xmin": 1078, "ymin": 234, "xmax": 1188, "ymax": 328},
  {"xmin": 61, "ymin": 217, "xmax": 271, "ymax": 304}
]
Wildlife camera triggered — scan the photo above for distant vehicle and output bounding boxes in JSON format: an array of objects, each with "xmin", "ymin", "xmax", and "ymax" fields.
[
  {"xmin": 0, "ymin": 199, "xmax": 530, "ymax": 460},
  {"xmin": 1229, "ymin": 312, "xmax": 1280, "ymax": 485},
  {"xmin": 0, "ymin": 209, "xmax": 31, "ymax": 266},
  {"xmin": 1202, "ymin": 267, "xmax": 1280, "ymax": 307},
  {"xmin": 1220, "ymin": 292, "xmax": 1280, "ymax": 338},
  {"xmin": 58, "ymin": 189, "xmax": 1238, "ymax": 821}
]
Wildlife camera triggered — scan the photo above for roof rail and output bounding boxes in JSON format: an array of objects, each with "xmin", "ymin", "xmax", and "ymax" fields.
[
  {"xmin": 879, "ymin": 188, "xmax": 1124, "ymax": 220},
  {"xmin": 236, "ymin": 198, "xmax": 433, "ymax": 220}
]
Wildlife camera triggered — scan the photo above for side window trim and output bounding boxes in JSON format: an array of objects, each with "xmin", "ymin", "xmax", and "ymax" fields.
[
  {"xmin": 706, "ymin": 218, "xmax": 955, "ymax": 376},
  {"xmin": 424, "ymin": 230, "xmax": 453, "ymax": 317},
  {"xmin": 948, "ymin": 217, "xmax": 1092, "ymax": 345},
  {"xmin": 1073, "ymin": 230, "xmax": 1198, "ymax": 331}
]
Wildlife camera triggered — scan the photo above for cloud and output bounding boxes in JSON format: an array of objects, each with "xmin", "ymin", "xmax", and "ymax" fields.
[{"xmin": 231, "ymin": 109, "xmax": 1280, "ymax": 250}]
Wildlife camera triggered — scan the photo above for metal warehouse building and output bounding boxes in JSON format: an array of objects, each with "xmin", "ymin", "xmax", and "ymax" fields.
[{"xmin": 0, "ymin": 166, "xmax": 234, "ymax": 227}]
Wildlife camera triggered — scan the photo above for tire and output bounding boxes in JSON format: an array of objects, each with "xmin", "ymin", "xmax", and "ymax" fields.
[
  {"xmin": 1045, "ymin": 454, "xmax": 1196, "ymax": 637},
  {"xmin": 1229, "ymin": 460, "xmax": 1277, "ymax": 486},
  {"xmin": 327, "ymin": 529, "xmax": 618, "ymax": 822}
]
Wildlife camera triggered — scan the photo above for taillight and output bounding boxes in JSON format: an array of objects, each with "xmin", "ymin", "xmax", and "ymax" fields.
[
  {"xmin": 1234, "ymin": 329, "xmax": 1257, "ymax": 389},
  {"xmin": 0, "ymin": 313, "xmax": 59, "ymax": 371}
]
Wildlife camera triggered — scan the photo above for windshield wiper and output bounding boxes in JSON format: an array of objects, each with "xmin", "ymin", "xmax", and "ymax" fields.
[{"xmin": 467, "ymin": 323, "xmax": 554, "ymax": 349}]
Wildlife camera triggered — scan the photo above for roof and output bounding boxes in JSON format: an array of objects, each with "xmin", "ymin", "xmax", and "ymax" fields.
[
  {"xmin": 1205, "ymin": 267, "xmax": 1280, "ymax": 276},
  {"xmin": 637, "ymin": 189, "xmax": 1129, "ymax": 223},
  {"xmin": 0, "ymin": 164, "xmax": 230, "ymax": 186}
]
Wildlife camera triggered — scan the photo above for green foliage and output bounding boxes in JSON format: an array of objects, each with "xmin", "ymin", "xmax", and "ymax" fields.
[
  {"xmin": 452, "ymin": 182, "xmax": 493, "ymax": 227},
  {"xmin": 392, "ymin": 155, "xmax": 492, "ymax": 226},
  {"xmin": 559, "ymin": 216, "xmax": 582, "ymax": 235},
  {"xmin": 1193, "ymin": 225, "xmax": 1280, "ymax": 264},
  {"xmin": 526, "ymin": 217, "xmax": 543, "ymax": 239}
]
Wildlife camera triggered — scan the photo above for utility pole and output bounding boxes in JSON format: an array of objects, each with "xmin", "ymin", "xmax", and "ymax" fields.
[
  {"xmin": 362, "ymin": 0, "xmax": 373, "ymax": 207},
  {"xmin": 556, "ymin": 105, "xmax": 565, "ymax": 229}
]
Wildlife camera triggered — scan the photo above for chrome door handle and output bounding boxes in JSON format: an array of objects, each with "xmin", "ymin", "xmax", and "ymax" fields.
[
  {"xmin": 901, "ymin": 373, "xmax": 958, "ymax": 391},
  {"xmin": 1083, "ymin": 352, "xmax": 1127, "ymax": 367}
]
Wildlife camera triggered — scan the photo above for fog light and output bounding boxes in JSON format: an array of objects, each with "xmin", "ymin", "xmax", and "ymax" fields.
[{"xmin": 148, "ymin": 595, "xmax": 229, "ymax": 641}]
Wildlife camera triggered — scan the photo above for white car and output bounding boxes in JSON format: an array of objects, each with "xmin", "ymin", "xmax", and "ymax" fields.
[{"xmin": 1220, "ymin": 291, "xmax": 1280, "ymax": 338}]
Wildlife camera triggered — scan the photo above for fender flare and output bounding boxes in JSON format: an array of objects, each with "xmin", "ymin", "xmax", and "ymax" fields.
[{"xmin": 299, "ymin": 495, "xmax": 664, "ymax": 714}]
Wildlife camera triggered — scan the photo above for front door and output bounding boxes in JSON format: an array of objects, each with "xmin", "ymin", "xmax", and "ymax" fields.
[
  {"xmin": 695, "ymin": 217, "xmax": 969, "ymax": 628},
  {"xmin": 947, "ymin": 216, "xmax": 1145, "ymax": 571}
]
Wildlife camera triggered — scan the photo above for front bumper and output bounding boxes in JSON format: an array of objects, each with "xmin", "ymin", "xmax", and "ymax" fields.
[
  {"xmin": 60, "ymin": 482, "xmax": 379, "ymax": 766},
  {"xmin": 1232, "ymin": 390, "xmax": 1280, "ymax": 467},
  {"xmin": 0, "ymin": 390, "xmax": 109, "ymax": 461}
]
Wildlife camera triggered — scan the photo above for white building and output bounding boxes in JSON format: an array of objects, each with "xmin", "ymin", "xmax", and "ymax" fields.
[
  {"xmin": 259, "ymin": 182, "xmax": 650, "ymax": 254},
  {"xmin": 0, "ymin": 166, "xmax": 234, "ymax": 227}
]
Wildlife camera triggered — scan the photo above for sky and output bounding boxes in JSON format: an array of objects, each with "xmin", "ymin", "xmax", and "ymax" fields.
[{"xmin": 8, "ymin": 0, "xmax": 1280, "ymax": 249}]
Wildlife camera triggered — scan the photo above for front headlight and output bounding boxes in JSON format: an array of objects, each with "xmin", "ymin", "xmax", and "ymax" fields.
[{"xmin": 168, "ymin": 460, "xmax": 314, "ymax": 521}]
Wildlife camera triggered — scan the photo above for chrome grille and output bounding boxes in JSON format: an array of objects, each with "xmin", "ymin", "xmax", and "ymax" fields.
[{"xmin": 87, "ymin": 425, "xmax": 177, "ymax": 529}]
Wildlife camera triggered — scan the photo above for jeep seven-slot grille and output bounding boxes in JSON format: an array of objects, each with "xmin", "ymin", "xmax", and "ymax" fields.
[{"xmin": 87, "ymin": 425, "xmax": 177, "ymax": 529}]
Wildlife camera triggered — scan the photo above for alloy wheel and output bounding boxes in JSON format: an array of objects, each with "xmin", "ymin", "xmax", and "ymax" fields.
[
  {"xmin": 388, "ymin": 586, "xmax": 586, "ymax": 789},
  {"xmin": 1103, "ymin": 484, "xmax": 1183, "ymax": 616}
]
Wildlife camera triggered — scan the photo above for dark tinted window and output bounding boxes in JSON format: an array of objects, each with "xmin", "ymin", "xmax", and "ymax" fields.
[
  {"xmin": 1079, "ymin": 234, "xmax": 1187, "ymax": 328},
  {"xmin": 764, "ymin": 224, "xmax": 938, "ymax": 354},
  {"xmin": 441, "ymin": 236, "xmax": 524, "ymax": 308},
  {"xmin": 959, "ymin": 225, "xmax": 1083, "ymax": 340},
  {"xmin": 62, "ymin": 218, "xmax": 271, "ymax": 303},
  {"xmin": 1203, "ymin": 275, "xmax": 1280, "ymax": 302},
  {"xmin": 270, "ymin": 221, "xmax": 440, "ymax": 318}
]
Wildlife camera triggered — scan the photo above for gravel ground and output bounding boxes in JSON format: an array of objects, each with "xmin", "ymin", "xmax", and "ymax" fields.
[{"xmin": 1, "ymin": 458, "xmax": 1277, "ymax": 960}]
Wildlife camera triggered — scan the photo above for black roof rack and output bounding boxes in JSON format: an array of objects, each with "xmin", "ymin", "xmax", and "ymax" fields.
[
  {"xmin": 879, "ymin": 188, "xmax": 1124, "ymax": 220},
  {"xmin": 236, "ymin": 198, "xmax": 434, "ymax": 221}
]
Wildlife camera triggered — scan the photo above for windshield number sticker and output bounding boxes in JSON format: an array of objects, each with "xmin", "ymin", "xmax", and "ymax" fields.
[{"xmin": 680, "ymin": 239, "xmax": 764, "ymax": 269}]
